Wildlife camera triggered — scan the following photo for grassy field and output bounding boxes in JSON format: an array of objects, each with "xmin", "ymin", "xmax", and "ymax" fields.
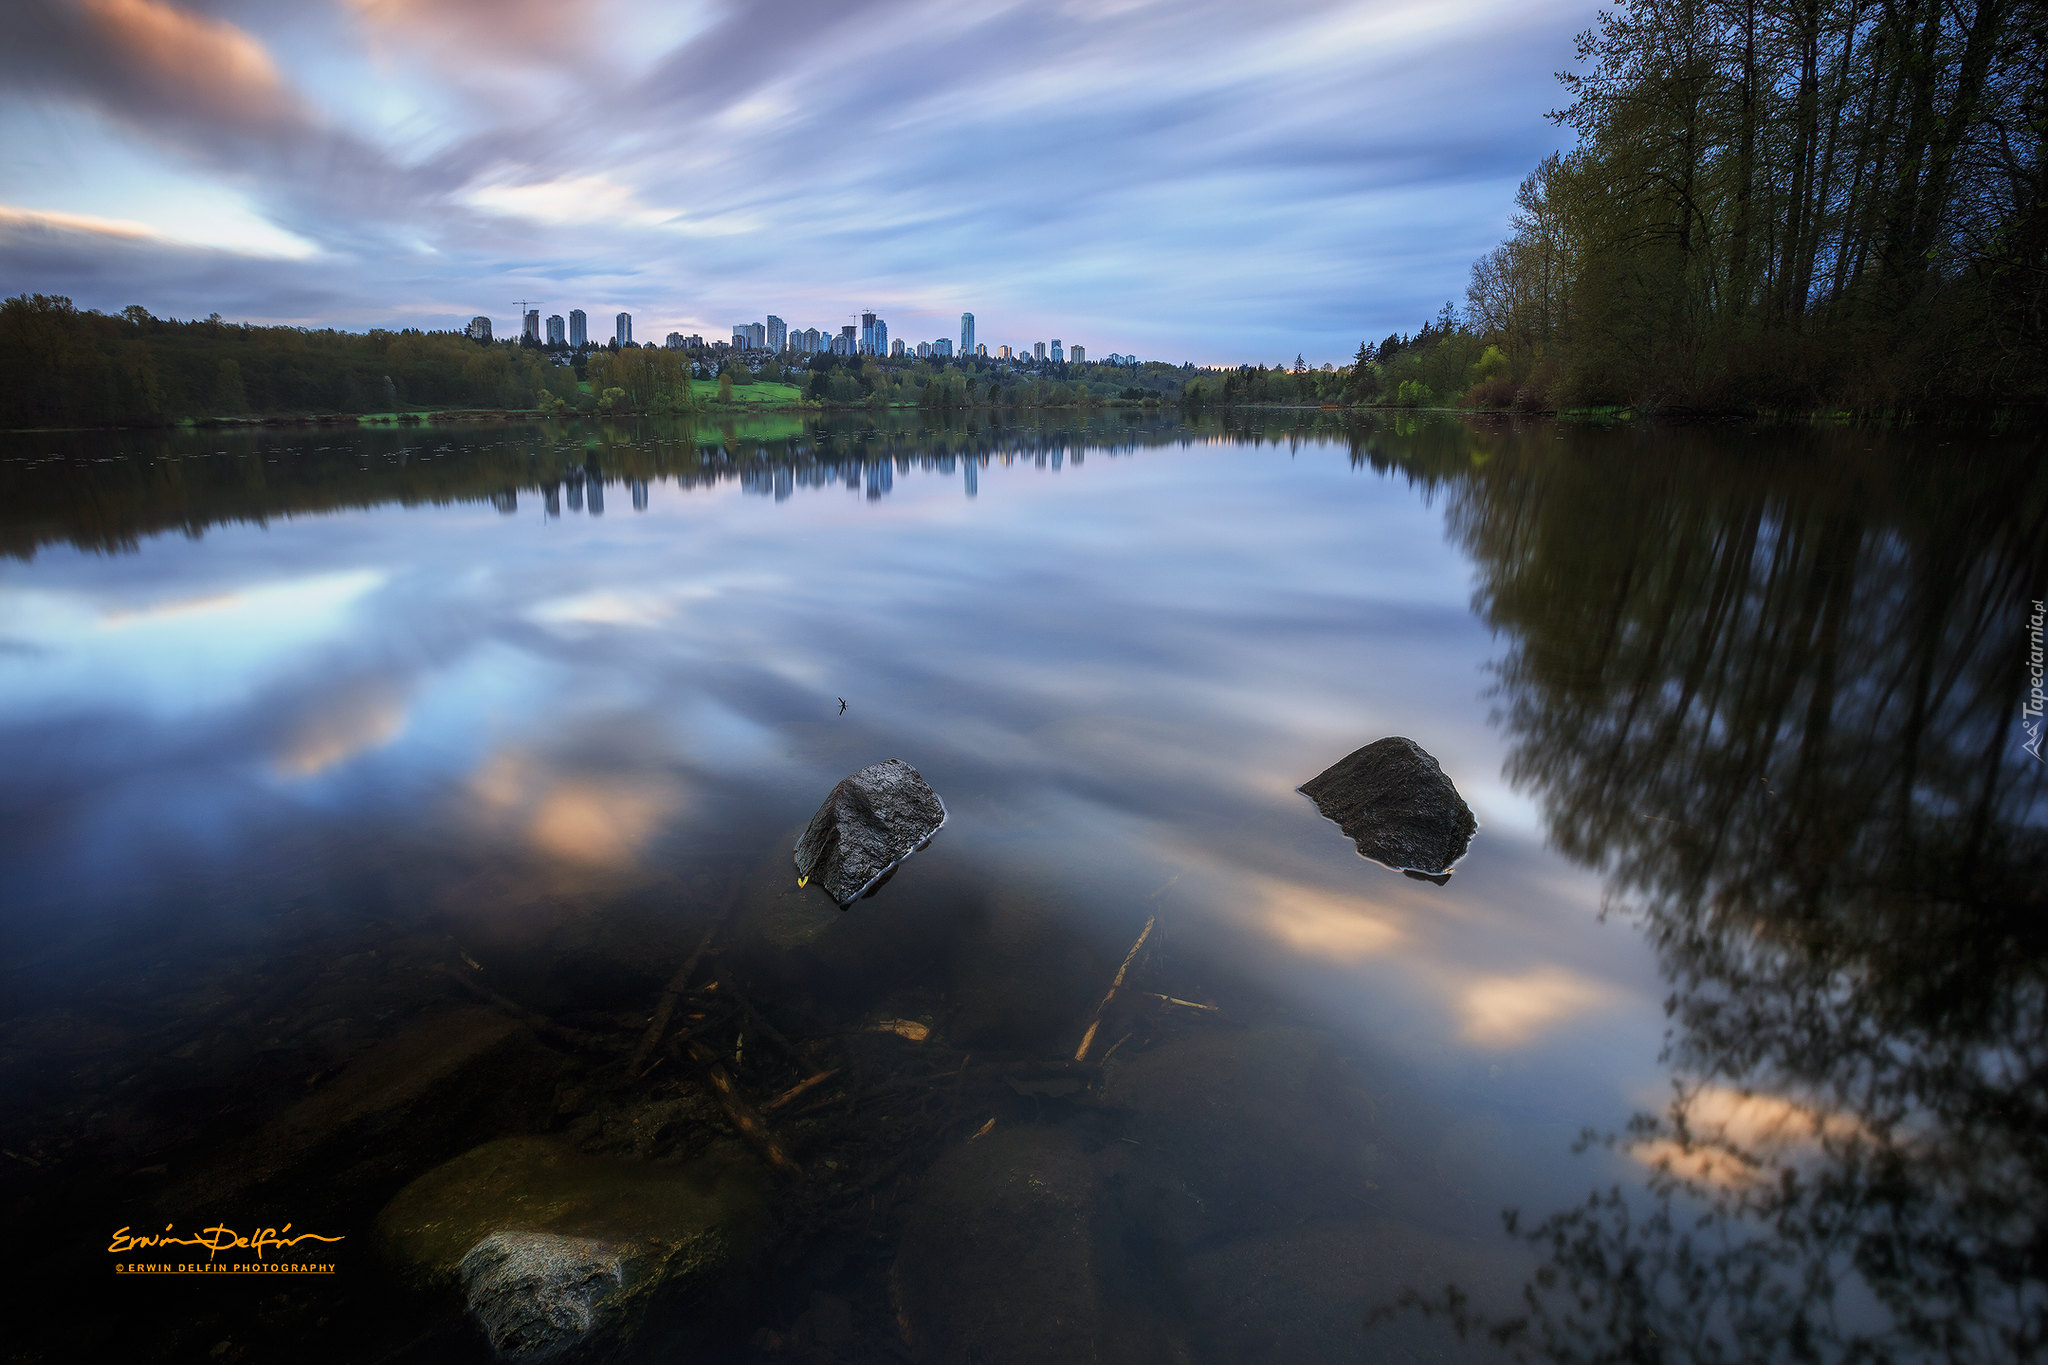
[
  {"xmin": 690, "ymin": 379, "xmax": 808, "ymax": 406},
  {"xmin": 694, "ymin": 412, "xmax": 808, "ymax": 442}
]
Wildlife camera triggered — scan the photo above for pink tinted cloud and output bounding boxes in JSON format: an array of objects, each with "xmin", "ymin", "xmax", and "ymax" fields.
[
  {"xmin": 77, "ymin": 0, "xmax": 302, "ymax": 130},
  {"xmin": 344, "ymin": 0, "xmax": 602, "ymax": 67}
]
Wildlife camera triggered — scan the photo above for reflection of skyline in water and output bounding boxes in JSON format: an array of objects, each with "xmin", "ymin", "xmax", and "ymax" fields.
[
  {"xmin": 0, "ymin": 412, "xmax": 2039, "ymax": 1361},
  {"xmin": 0, "ymin": 412, "xmax": 1295, "ymax": 559}
]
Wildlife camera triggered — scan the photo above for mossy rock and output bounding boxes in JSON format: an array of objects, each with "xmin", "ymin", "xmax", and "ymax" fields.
[{"xmin": 376, "ymin": 1135, "xmax": 762, "ymax": 1284}]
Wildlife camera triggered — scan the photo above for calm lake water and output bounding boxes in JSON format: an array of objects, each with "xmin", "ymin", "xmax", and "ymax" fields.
[{"xmin": 0, "ymin": 411, "xmax": 2041, "ymax": 1364}]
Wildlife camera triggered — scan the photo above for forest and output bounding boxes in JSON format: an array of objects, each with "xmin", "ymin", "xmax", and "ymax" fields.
[
  {"xmin": 0, "ymin": 295, "xmax": 577, "ymax": 428},
  {"xmin": 0, "ymin": 293, "xmax": 1203, "ymax": 427},
  {"xmin": 1431, "ymin": 0, "xmax": 2042, "ymax": 414}
]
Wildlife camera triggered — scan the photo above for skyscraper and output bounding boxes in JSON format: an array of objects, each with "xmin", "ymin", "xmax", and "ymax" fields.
[
  {"xmin": 960, "ymin": 312, "xmax": 974, "ymax": 357},
  {"xmin": 936, "ymin": 338, "xmax": 953, "ymax": 357},
  {"xmin": 802, "ymin": 328, "xmax": 822, "ymax": 353},
  {"xmin": 891, "ymin": 339, "xmax": 905, "ymax": 357},
  {"xmin": 916, "ymin": 341, "xmax": 931, "ymax": 358},
  {"xmin": 1070, "ymin": 345, "xmax": 1084, "ymax": 363},
  {"xmin": 997, "ymin": 344, "xmax": 1012, "ymax": 360},
  {"xmin": 767, "ymin": 315, "xmax": 787, "ymax": 352},
  {"xmin": 615, "ymin": 312, "xmax": 632, "ymax": 346},
  {"xmin": 569, "ymin": 310, "xmax": 587, "ymax": 348},
  {"xmin": 976, "ymin": 344, "xmax": 988, "ymax": 357},
  {"xmin": 860, "ymin": 312, "xmax": 877, "ymax": 355},
  {"xmin": 466, "ymin": 316, "xmax": 492, "ymax": 341},
  {"xmin": 546, "ymin": 314, "xmax": 565, "ymax": 345},
  {"xmin": 1034, "ymin": 342, "xmax": 1047, "ymax": 361},
  {"xmin": 1050, "ymin": 339, "xmax": 1063, "ymax": 362},
  {"xmin": 522, "ymin": 309, "xmax": 540, "ymax": 343},
  {"xmin": 873, "ymin": 318, "xmax": 888, "ymax": 356}
]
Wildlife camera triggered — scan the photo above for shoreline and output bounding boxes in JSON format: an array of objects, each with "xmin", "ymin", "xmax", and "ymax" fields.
[{"xmin": 4, "ymin": 399, "xmax": 2032, "ymax": 435}]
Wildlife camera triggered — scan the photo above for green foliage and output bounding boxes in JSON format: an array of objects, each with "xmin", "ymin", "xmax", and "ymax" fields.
[
  {"xmin": 0, "ymin": 295, "xmax": 562, "ymax": 427},
  {"xmin": 587, "ymin": 347, "xmax": 695, "ymax": 415},
  {"xmin": 1456, "ymin": 0, "xmax": 2044, "ymax": 412}
]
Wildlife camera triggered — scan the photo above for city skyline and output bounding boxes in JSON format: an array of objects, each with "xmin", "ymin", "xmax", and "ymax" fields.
[
  {"xmin": 506, "ymin": 296, "xmax": 1114, "ymax": 366},
  {"xmin": 0, "ymin": 0, "xmax": 1583, "ymax": 367}
]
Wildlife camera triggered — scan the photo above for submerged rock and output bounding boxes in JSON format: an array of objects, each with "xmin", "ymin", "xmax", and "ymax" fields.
[
  {"xmin": 892, "ymin": 1126, "xmax": 1111, "ymax": 1364},
  {"xmin": 1298, "ymin": 737, "xmax": 1476, "ymax": 877},
  {"xmin": 377, "ymin": 1136, "xmax": 763, "ymax": 1360},
  {"xmin": 459, "ymin": 1230, "xmax": 626, "ymax": 1363},
  {"xmin": 794, "ymin": 759, "xmax": 947, "ymax": 907}
]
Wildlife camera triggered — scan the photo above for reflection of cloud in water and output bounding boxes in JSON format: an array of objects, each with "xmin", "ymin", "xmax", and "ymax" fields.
[
  {"xmin": 97, "ymin": 571, "xmax": 385, "ymax": 631},
  {"xmin": 0, "ymin": 570, "xmax": 389, "ymax": 716},
  {"xmin": 529, "ymin": 589, "xmax": 675, "ymax": 629},
  {"xmin": 273, "ymin": 683, "xmax": 409, "ymax": 778},
  {"xmin": 97, "ymin": 590, "xmax": 243, "ymax": 624},
  {"xmin": 1258, "ymin": 881, "xmax": 1406, "ymax": 960},
  {"xmin": 1148, "ymin": 836, "xmax": 1632, "ymax": 1060},
  {"xmin": 1630, "ymin": 1085, "xmax": 1868, "ymax": 1188},
  {"xmin": 467, "ymin": 751, "xmax": 684, "ymax": 868},
  {"xmin": 1459, "ymin": 967, "xmax": 1613, "ymax": 1047},
  {"xmin": 527, "ymin": 573, "xmax": 793, "ymax": 632}
]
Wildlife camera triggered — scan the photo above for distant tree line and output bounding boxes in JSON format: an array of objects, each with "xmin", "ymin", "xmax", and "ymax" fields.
[
  {"xmin": 0, "ymin": 295, "xmax": 570, "ymax": 428},
  {"xmin": 0, "ymin": 295, "xmax": 1211, "ymax": 426}
]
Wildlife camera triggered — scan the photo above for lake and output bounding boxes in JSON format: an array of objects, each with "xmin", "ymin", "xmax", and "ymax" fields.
[{"xmin": 1, "ymin": 410, "xmax": 2041, "ymax": 1364}]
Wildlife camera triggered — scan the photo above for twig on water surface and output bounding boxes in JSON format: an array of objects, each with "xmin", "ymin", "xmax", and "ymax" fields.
[
  {"xmin": 1075, "ymin": 915, "xmax": 1156, "ymax": 1061},
  {"xmin": 1144, "ymin": 992, "xmax": 1217, "ymax": 1012}
]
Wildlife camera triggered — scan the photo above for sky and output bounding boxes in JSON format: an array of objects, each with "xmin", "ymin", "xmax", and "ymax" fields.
[{"xmin": 0, "ymin": 0, "xmax": 1585, "ymax": 366}]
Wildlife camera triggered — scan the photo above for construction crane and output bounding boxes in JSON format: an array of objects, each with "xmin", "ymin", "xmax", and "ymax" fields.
[{"xmin": 512, "ymin": 299, "xmax": 541, "ymax": 343}]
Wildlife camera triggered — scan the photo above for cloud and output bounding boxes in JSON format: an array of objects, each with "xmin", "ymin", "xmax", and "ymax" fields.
[
  {"xmin": 0, "ymin": 0, "xmax": 1586, "ymax": 355},
  {"xmin": 3, "ymin": 0, "xmax": 307, "ymax": 151},
  {"xmin": 77, "ymin": 0, "xmax": 297, "ymax": 129},
  {"xmin": 0, "ymin": 205, "xmax": 159, "ymax": 242},
  {"xmin": 464, "ymin": 174, "xmax": 677, "ymax": 229},
  {"xmin": 345, "ymin": 0, "xmax": 589, "ymax": 53}
]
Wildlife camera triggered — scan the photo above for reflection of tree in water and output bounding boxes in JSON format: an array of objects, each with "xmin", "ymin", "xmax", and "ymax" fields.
[
  {"xmin": 0, "ymin": 409, "xmax": 1361, "ymax": 559},
  {"xmin": 1362, "ymin": 420, "xmax": 2048, "ymax": 1361}
]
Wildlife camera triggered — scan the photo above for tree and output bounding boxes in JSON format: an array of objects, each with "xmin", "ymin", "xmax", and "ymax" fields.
[{"xmin": 1459, "ymin": 0, "xmax": 2044, "ymax": 411}]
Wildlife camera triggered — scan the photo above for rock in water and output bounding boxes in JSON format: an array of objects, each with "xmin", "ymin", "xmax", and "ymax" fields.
[
  {"xmin": 1298, "ymin": 737, "xmax": 1476, "ymax": 878},
  {"xmin": 794, "ymin": 759, "xmax": 947, "ymax": 907},
  {"xmin": 376, "ymin": 1136, "xmax": 763, "ymax": 1361},
  {"xmin": 459, "ymin": 1231, "xmax": 624, "ymax": 1363}
]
